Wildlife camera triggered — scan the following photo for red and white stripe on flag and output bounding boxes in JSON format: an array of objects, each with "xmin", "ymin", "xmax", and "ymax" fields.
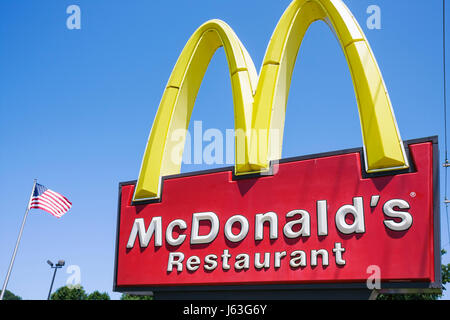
[{"xmin": 29, "ymin": 183, "xmax": 72, "ymax": 218}]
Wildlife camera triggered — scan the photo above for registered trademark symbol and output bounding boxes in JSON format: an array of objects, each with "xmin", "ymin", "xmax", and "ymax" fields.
[{"xmin": 410, "ymin": 192, "xmax": 416, "ymax": 198}]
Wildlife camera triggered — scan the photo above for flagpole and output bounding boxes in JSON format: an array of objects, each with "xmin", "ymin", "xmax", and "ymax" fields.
[{"xmin": 0, "ymin": 179, "xmax": 37, "ymax": 300}]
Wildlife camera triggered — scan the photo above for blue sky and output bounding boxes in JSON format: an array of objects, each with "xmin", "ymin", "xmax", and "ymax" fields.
[{"xmin": 0, "ymin": 0, "xmax": 448, "ymax": 300}]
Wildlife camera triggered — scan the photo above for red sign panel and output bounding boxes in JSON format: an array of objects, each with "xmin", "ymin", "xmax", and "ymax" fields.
[{"xmin": 114, "ymin": 138, "xmax": 440, "ymax": 290}]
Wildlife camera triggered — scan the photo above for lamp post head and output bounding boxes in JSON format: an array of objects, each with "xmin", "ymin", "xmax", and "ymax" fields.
[
  {"xmin": 56, "ymin": 260, "xmax": 65, "ymax": 267},
  {"xmin": 47, "ymin": 260, "xmax": 54, "ymax": 267}
]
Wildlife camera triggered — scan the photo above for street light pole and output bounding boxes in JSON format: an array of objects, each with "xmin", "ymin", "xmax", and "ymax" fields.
[
  {"xmin": 47, "ymin": 267, "xmax": 58, "ymax": 300},
  {"xmin": 46, "ymin": 260, "xmax": 65, "ymax": 300}
]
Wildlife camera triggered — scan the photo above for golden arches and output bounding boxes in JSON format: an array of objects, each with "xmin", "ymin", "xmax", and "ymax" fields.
[
  {"xmin": 249, "ymin": 0, "xmax": 408, "ymax": 173},
  {"xmin": 133, "ymin": 0, "xmax": 409, "ymax": 202},
  {"xmin": 133, "ymin": 19, "xmax": 257, "ymax": 201}
]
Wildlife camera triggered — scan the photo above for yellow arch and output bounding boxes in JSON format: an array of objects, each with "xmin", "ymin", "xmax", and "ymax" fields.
[
  {"xmin": 134, "ymin": 0, "xmax": 409, "ymax": 202},
  {"xmin": 133, "ymin": 19, "xmax": 258, "ymax": 201},
  {"xmin": 248, "ymin": 0, "xmax": 409, "ymax": 173}
]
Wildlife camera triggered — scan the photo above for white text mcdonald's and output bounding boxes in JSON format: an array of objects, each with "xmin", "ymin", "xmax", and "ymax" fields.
[{"xmin": 114, "ymin": 0, "xmax": 441, "ymax": 296}]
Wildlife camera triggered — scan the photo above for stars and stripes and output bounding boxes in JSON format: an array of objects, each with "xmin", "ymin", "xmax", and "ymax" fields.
[{"xmin": 29, "ymin": 183, "xmax": 72, "ymax": 218}]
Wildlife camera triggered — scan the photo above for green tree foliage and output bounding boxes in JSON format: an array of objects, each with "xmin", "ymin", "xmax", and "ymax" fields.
[
  {"xmin": 51, "ymin": 286, "xmax": 88, "ymax": 300},
  {"xmin": 87, "ymin": 290, "xmax": 110, "ymax": 300},
  {"xmin": 120, "ymin": 293, "xmax": 153, "ymax": 300},
  {"xmin": 50, "ymin": 286, "xmax": 110, "ymax": 300},
  {"xmin": 0, "ymin": 290, "xmax": 22, "ymax": 300},
  {"xmin": 377, "ymin": 250, "xmax": 450, "ymax": 300}
]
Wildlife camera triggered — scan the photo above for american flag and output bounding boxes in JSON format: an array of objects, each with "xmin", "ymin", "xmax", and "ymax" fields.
[{"xmin": 29, "ymin": 183, "xmax": 72, "ymax": 218}]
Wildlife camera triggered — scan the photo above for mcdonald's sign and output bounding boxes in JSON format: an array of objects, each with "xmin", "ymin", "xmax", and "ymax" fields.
[{"xmin": 114, "ymin": 0, "xmax": 441, "ymax": 297}]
